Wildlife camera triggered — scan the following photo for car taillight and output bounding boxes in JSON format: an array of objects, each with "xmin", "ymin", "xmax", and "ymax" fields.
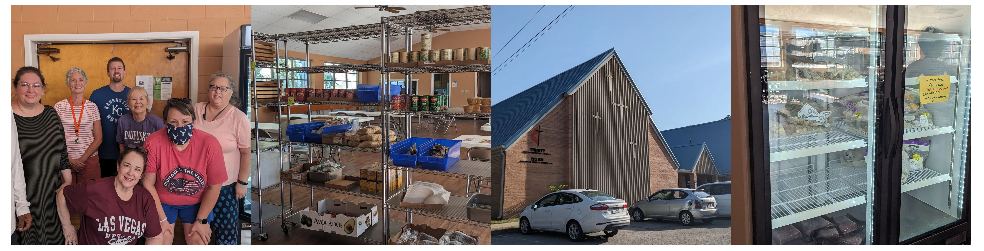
[
  {"xmin": 623, "ymin": 204, "xmax": 628, "ymax": 208},
  {"xmin": 694, "ymin": 200, "xmax": 703, "ymax": 209},
  {"xmin": 589, "ymin": 203, "xmax": 609, "ymax": 210}
]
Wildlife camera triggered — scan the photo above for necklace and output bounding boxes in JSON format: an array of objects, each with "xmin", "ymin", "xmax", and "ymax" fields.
[
  {"xmin": 16, "ymin": 101, "xmax": 39, "ymax": 115},
  {"xmin": 204, "ymin": 103, "xmax": 231, "ymax": 122},
  {"xmin": 69, "ymin": 96, "xmax": 85, "ymax": 144}
]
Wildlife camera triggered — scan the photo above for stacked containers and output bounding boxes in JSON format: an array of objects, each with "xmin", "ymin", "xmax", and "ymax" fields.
[
  {"xmin": 357, "ymin": 84, "xmax": 403, "ymax": 102},
  {"xmin": 390, "ymin": 137, "xmax": 435, "ymax": 168}
]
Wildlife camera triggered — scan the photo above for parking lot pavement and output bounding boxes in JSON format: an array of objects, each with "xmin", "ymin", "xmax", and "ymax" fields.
[{"xmin": 492, "ymin": 218, "xmax": 731, "ymax": 245}]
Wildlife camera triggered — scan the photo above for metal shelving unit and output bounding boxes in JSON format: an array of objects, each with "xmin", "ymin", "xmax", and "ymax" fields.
[
  {"xmin": 769, "ymin": 129, "xmax": 867, "ymax": 162},
  {"xmin": 770, "ymin": 161, "xmax": 867, "ymax": 229},
  {"xmin": 250, "ymin": 5, "xmax": 492, "ymax": 244}
]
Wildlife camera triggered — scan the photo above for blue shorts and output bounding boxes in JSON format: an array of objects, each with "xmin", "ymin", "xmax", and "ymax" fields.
[{"xmin": 161, "ymin": 203, "xmax": 216, "ymax": 225}]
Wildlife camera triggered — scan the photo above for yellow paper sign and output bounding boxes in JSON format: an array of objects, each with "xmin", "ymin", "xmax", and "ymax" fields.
[
  {"xmin": 288, "ymin": 97, "xmax": 295, "ymax": 106},
  {"xmin": 919, "ymin": 75, "xmax": 950, "ymax": 104},
  {"xmin": 854, "ymin": 111, "xmax": 863, "ymax": 118},
  {"xmin": 250, "ymin": 62, "xmax": 256, "ymax": 73}
]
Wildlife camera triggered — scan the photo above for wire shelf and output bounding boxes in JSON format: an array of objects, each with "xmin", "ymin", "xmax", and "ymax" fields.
[
  {"xmin": 387, "ymin": 191, "xmax": 489, "ymax": 228},
  {"xmin": 769, "ymin": 128, "xmax": 866, "ymax": 162},
  {"xmin": 258, "ymin": 101, "xmax": 384, "ymax": 107},
  {"xmin": 903, "ymin": 125, "xmax": 955, "ymax": 140},
  {"xmin": 388, "ymin": 64, "xmax": 491, "ymax": 73},
  {"xmin": 390, "ymin": 159, "xmax": 491, "ymax": 180},
  {"xmin": 770, "ymin": 161, "xmax": 867, "ymax": 228},
  {"xmin": 902, "ymin": 168, "xmax": 951, "ymax": 193}
]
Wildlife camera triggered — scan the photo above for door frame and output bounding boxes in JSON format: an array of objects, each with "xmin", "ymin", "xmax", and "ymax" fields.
[{"xmin": 24, "ymin": 31, "xmax": 201, "ymax": 104}]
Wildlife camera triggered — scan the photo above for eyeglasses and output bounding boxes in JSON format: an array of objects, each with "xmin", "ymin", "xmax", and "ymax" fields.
[
  {"xmin": 209, "ymin": 85, "xmax": 232, "ymax": 93},
  {"xmin": 19, "ymin": 82, "xmax": 44, "ymax": 89}
]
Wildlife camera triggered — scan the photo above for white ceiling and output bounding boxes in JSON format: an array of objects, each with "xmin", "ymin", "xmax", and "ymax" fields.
[
  {"xmin": 763, "ymin": 5, "xmax": 971, "ymax": 36},
  {"xmin": 252, "ymin": 5, "xmax": 492, "ymax": 61}
]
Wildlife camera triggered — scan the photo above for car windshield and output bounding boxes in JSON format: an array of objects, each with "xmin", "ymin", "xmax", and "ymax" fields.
[
  {"xmin": 579, "ymin": 191, "xmax": 617, "ymax": 201},
  {"xmin": 692, "ymin": 191, "xmax": 711, "ymax": 198}
]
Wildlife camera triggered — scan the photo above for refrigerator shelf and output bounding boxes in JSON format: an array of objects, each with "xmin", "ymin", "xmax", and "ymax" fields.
[
  {"xmin": 770, "ymin": 129, "xmax": 867, "ymax": 162},
  {"xmin": 903, "ymin": 126, "xmax": 955, "ymax": 140},
  {"xmin": 902, "ymin": 168, "xmax": 951, "ymax": 194},
  {"xmin": 904, "ymin": 76, "xmax": 957, "ymax": 86},
  {"xmin": 767, "ymin": 79, "xmax": 868, "ymax": 91},
  {"xmin": 770, "ymin": 162, "xmax": 867, "ymax": 229}
]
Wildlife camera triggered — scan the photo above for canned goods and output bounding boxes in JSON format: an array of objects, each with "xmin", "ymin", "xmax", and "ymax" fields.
[
  {"xmin": 420, "ymin": 95, "xmax": 430, "ymax": 110},
  {"xmin": 464, "ymin": 47, "xmax": 476, "ymax": 60},
  {"xmin": 421, "ymin": 34, "xmax": 432, "ymax": 51},
  {"xmin": 410, "ymin": 95, "xmax": 419, "ymax": 111},
  {"xmin": 430, "ymin": 50, "xmax": 441, "ymax": 62},
  {"xmin": 479, "ymin": 47, "xmax": 491, "ymax": 59}
]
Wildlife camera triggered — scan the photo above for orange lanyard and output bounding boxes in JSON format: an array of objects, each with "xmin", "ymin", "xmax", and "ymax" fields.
[{"xmin": 69, "ymin": 96, "xmax": 84, "ymax": 143}]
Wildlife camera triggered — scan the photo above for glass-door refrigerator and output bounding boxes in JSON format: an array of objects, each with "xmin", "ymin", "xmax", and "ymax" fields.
[{"xmin": 733, "ymin": 5, "xmax": 971, "ymax": 245}]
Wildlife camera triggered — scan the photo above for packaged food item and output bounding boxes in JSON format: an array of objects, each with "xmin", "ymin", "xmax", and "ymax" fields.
[
  {"xmin": 793, "ymin": 216, "xmax": 833, "ymax": 238},
  {"xmin": 824, "ymin": 215, "xmax": 861, "ymax": 235},
  {"xmin": 359, "ymin": 141, "xmax": 382, "ymax": 148},
  {"xmin": 815, "ymin": 227, "xmax": 840, "ymax": 239},
  {"xmin": 838, "ymin": 148, "xmax": 866, "ymax": 168},
  {"xmin": 903, "ymin": 140, "xmax": 930, "ymax": 171},
  {"xmin": 439, "ymin": 231, "xmax": 477, "ymax": 245},
  {"xmin": 903, "ymin": 87, "xmax": 935, "ymax": 128},
  {"xmin": 835, "ymin": 91, "xmax": 870, "ymax": 136},
  {"xmin": 777, "ymin": 98, "xmax": 833, "ymax": 136},
  {"xmin": 772, "ymin": 224, "xmax": 804, "ymax": 245}
]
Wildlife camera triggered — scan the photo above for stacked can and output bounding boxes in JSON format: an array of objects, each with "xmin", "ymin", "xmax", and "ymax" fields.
[
  {"xmin": 410, "ymin": 95, "xmax": 419, "ymax": 111},
  {"xmin": 420, "ymin": 95, "xmax": 430, "ymax": 111}
]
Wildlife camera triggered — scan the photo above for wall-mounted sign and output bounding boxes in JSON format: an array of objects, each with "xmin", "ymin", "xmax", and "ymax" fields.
[{"xmin": 520, "ymin": 125, "xmax": 553, "ymax": 164}]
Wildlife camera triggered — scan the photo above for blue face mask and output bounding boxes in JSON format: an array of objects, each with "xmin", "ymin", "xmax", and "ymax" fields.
[{"xmin": 166, "ymin": 123, "xmax": 194, "ymax": 145}]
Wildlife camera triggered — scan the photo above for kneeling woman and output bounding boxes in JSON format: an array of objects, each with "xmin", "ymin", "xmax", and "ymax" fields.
[
  {"xmin": 142, "ymin": 99, "xmax": 226, "ymax": 245},
  {"xmin": 56, "ymin": 147, "xmax": 163, "ymax": 245}
]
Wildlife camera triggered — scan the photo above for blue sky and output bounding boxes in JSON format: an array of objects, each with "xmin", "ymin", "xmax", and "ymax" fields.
[{"xmin": 491, "ymin": 5, "xmax": 731, "ymax": 130}]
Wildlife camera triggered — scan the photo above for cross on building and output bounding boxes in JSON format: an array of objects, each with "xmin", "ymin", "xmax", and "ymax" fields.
[
  {"xmin": 613, "ymin": 102, "xmax": 629, "ymax": 119},
  {"xmin": 628, "ymin": 141, "xmax": 638, "ymax": 159},
  {"xmin": 592, "ymin": 112, "xmax": 602, "ymax": 133}
]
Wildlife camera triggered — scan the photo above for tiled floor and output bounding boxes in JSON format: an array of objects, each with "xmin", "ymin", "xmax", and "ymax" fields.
[{"xmin": 251, "ymin": 118, "xmax": 492, "ymax": 245}]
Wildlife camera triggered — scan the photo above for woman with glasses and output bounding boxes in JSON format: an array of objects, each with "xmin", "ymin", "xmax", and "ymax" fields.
[
  {"xmin": 142, "ymin": 99, "xmax": 227, "ymax": 245},
  {"xmin": 117, "ymin": 87, "xmax": 165, "ymax": 150},
  {"xmin": 54, "ymin": 67, "xmax": 102, "ymax": 185},
  {"xmin": 11, "ymin": 66, "xmax": 72, "ymax": 245},
  {"xmin": 192, "ymin": 73, "xmax": 250, "ymax": 245}
]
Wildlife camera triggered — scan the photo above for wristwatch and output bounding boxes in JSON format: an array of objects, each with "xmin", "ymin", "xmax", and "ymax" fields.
[
  {"xmin": 197, "ymin": 218, "xmax": 209, "ymax": 224},
  {"xmin": 237, "ymin": 179, "xmax": 248, "ymax": 186}
]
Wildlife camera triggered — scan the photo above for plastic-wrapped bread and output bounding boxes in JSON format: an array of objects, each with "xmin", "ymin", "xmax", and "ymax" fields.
[
  {"xmin": 358, "ymin": 141, "xmax": 382, "ymax": 148},
  {"xmin": 793, "ymin": 216, "xmax": 833, "ymax": 238},
  {"xmin": 361, "ymin": 134, "xmax": 382, "ymax": 141},
  {"xmin": 772, "ymin": 224, "xmax": 803, "ymax": 245},
  {"xmin": 346, "ymin": 135, "xmax": 362, "ymax": 142}
]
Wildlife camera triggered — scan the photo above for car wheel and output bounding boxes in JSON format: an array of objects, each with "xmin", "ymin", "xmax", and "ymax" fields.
[
  {"xmin": 604, "ymin": 229, "xmax": 618, "ymax": 238},
  {"xmin": 703, "ymin": 219, "xmax": 715, "ymax": 224},
  {"xmin": 519, "ymin": 217, "xmax": 532, "ymax": 235},
  {"xmin": 631, "ymin": 209, "xmax": 646, "ymax": 222},
  {"xmin": 679, "ymin": 211, "xmax": 695, "ymax": 226},
  {"xmin": 566, "ymin": 221, "xmax": 584, "ymax": 242}
]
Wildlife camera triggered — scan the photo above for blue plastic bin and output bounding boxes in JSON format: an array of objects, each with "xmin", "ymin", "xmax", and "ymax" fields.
[
  {"xmin": 286, "ymin": 122, "xmax": 327, "ymax": 143},
  {"xmin": 417, "ymin": 139, "xmax": 462, "ymax": 171},
  {"xmin": 390, "ymin": 137, "xmax": 435, "ymax": 168},
  {"xmin": 357, "ymin": 84, "xmax": 402, "ymax": 102},
  {"xmin": 320, "ymin": 123, "xmax": 352, "ymax": 135}
]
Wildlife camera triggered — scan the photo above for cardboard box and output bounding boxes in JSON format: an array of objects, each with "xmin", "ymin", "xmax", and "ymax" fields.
[
  {"xmin": 280, "ymin": 165, "xmax": 308, "ymax": 183},
  {"xmin": 323, "ymin": 199, "xmax": 378, "ymax": 237},
  {"xmin": 298, "ymin": 203, "xmax": 330, "ymax": 231},
  {"xmin": 466, "ymin": 194, "xmax": 492, "ymax": 224},
  {"xmin": 324, "ymin": 176, "xmax": 360, "ymax": 191}
]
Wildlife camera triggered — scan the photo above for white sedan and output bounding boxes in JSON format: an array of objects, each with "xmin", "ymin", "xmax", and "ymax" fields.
[{"xmin": 519, "ymin": 189, "xmax": 630, "ymax": 242}]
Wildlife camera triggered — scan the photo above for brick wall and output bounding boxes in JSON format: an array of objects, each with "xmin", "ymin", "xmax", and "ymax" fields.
[
  {"xmin": 649, "ymin": 125, "xmax": 680, "ymax": 193},
  {"xmin": 499, "ymin": 98, "xmax": 572, "ymax": 219},
  {"xmin": 10, "ymin": 5, "xmax": 251, "ymax": 102}
]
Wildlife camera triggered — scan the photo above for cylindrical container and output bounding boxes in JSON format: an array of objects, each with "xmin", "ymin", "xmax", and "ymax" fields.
[
  {"xmin": 419, "ymin": 50, "xmax": 430, "ymax": 62},
  {"xmin": 464, "ymin": 47, "xmax": 476, "ymax": 61},
  {"xmin": 430, "ymin": 96, "xmax": 439, "ymax": 111},
  {"xmin": 410, "ymin": 95, "xmax": 419, "ymax": 111},
  {"xmin": 481, "ymin": 98, "xmax": 491, "ymax": 106},
  {"xmin": 421, "ymin": 34, "xmax": 432, "ymax": 51},
  {"xmin": 431, "ymin": 50, "xmax": 442, "ymax": 62},
  {"xmin": 407, "ymin": 51, "xmax": 417, "ymax": 63},
  {"xmin": 398, "ymin": 51, "xmax": 408, "ymax": 63},
  {"xmin": 440, "ymin": 49, "xmax": 453, "ymax": 61},
  {"xmin": 479, "ymin": 47, "xmax": 491, "ymax": 59},
  {"xmin": 390, "ymin": 52, "xmax": 399, "ymax": 63},
  {"xmin": 420, "ymin": 95, "xmax": 430, "ymax": 110},
  {"xmin": 453, "ymin": 48, "xmax": 465, "ymax": 61}
]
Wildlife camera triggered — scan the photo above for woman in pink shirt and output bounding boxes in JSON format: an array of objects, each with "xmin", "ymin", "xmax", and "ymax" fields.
[
  {"xmin": 192, "ymin": 73, "xmax": 250, "ymax": 245},
  {"xmin": 142, "ymin": 99, "xmax": 226, "ymax": 245},
  {"xmin": 53, "ymin": 67, "xmax": 102, "ymax": 184}
]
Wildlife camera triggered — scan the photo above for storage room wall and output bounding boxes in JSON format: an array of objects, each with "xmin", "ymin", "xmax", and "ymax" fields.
[
  {"xmin": 362, "ymin": 29, "xmax": 491, "ymax": 108},
  {"xmin": 10, "ymin": 5, "xmax": 250, "ymax": 103}
]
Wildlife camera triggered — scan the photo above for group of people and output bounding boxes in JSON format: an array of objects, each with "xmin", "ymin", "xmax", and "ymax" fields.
[{"xmin": 11, "ymin": 57, "xmax": 252, "ymax": 245}]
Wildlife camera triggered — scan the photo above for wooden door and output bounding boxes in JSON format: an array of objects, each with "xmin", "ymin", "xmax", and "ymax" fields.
[{"xmin": 38, "ymin": 43, "xmax": 190, "ymax": 119}]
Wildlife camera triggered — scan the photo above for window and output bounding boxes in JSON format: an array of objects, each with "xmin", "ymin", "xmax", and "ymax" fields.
[
  {"xmin": 761, "ymin": 26, "xmax": 781, "ymax": 67},
  {"xmin": 650, "ymin": 191, "xmax": 670, "ymax": 201},
  {"xmin": 578, "ymin": 191, "xmax": 617, "ymax": 201},
  {"xmin": 389, "ymin": 80, "xmax": 417, "ymax": 95},
  {"xmin": 253, "ymin": 58, "xmax": 309, "ymax": 88},
  {"xmin": 324, "ymin": 62, "xmax": 359, "ymax": 89},
  {"xmin": 557, "ymin": 193, "xmax": 581, "ymax": 205},
  {"xmin": 535, "ymin": 194, "xmax": 559, "ymax": 208}
]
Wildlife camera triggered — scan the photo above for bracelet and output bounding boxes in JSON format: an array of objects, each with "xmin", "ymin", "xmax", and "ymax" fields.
[{"xmin": 159, "ymin": 219, "xmax": 168, "ymax": 223}]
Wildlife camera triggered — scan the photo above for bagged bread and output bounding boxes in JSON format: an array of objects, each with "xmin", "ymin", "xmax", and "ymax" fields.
[
  {"xmin": 794, "ymin": 216, "xmax": 833, "ymax": 238},
  {"xmin": 772, "ymin": 224, "xmax": 803, "ymax": 245},
  {"xmin": 361, "ymin": 134, "xmax": 382, "ymax": 141},
  {"xmin": 348, "ymin": 141, "xmax": 361, "ymax": 147},
  {"xmin": 346, "ymin": 135, "xmax": 362, "ymax": 142},
  {"xmin": 359, "ymin": 141, "xmax": 382, "ymax": 148}
]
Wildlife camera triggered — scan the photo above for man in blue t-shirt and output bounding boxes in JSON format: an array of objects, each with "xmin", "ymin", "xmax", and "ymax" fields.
[{"xmin": 89, "ymin": 57, "xmax": 131, "ymax": 177}]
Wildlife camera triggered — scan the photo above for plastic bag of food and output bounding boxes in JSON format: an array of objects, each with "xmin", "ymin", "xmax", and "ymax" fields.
[
  {"xmin": 772, "ymin": 224, "xmax": 803, "ymax": 245},
  {"xmin": 903, "ymin": 140, "xmax": 930, "ymax": 171},
  {"xmin": 359, "ymin": 141, "xmax": 382, "ymax": 148},
  {"xmin": 793, "ymin": 216, "xmax": 833, "ymax": 238},
  {"xmin": 439, "ymin": 231, "xmax": 477, "ymax": 245}
]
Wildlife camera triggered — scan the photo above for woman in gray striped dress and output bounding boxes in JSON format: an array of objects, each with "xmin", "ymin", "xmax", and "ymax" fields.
[{"xmin": 11, "ymin": 67, "xmax": 73, "ymax": 245}]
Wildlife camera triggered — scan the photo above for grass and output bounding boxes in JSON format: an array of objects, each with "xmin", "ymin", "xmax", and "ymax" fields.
[{"xmin": 491, "ymin": 218, "xmax": 519, "ymax": 225}]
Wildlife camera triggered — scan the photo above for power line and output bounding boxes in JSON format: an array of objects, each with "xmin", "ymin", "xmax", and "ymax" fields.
[
  {"xmin": 493, "ymin": 5, "xmax": 575, "ymax": 76},
  {"xmin": 493, "ymin": 5, "xmax": 545, "ymax": 60}
]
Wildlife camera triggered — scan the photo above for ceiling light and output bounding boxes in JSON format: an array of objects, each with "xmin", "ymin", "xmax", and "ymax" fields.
[{"xmin": 287, "ymin": 10, "xmax": 328, "ymax": 24}]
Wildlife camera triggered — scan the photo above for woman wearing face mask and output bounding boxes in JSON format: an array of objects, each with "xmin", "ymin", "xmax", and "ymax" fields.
[
  {"xmin": 56, "ymin": 147, "xmax": 164, "ymax": 245},
  {"xmin": 117, "ymin": 87, "xmax": 165, "ymax": 150},
  {"xmin": 10, "ymin": 66, "xmax": 73, "ymax": 245},
  {"xmin": 54, "ymin": 67, "xmax": 103, "ymax": 185},
  {"xmin": 141, "ymin": 99, "xmax": 227, "ymax": 245},
  {"xmin": 192, "ymin": 73, "xmax": 250, "ymax": 245}
]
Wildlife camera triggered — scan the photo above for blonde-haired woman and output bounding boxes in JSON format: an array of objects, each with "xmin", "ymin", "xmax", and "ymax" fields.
[
  {"xmin": 54, "ymin": 67, "xmax": 103, "ymax": 184},
  {"xmin": 192, "ymin": 73, "xmax": 250, "ymax": 245},
  {"xmin": 117, "ymin": 86, "xmax": 165, "ymax": 150}
]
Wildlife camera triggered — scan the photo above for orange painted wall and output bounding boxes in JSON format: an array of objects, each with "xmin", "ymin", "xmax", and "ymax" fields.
[{"xmin": 11, "ymin": 5, "xmax": 251, "ymax": 102}]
